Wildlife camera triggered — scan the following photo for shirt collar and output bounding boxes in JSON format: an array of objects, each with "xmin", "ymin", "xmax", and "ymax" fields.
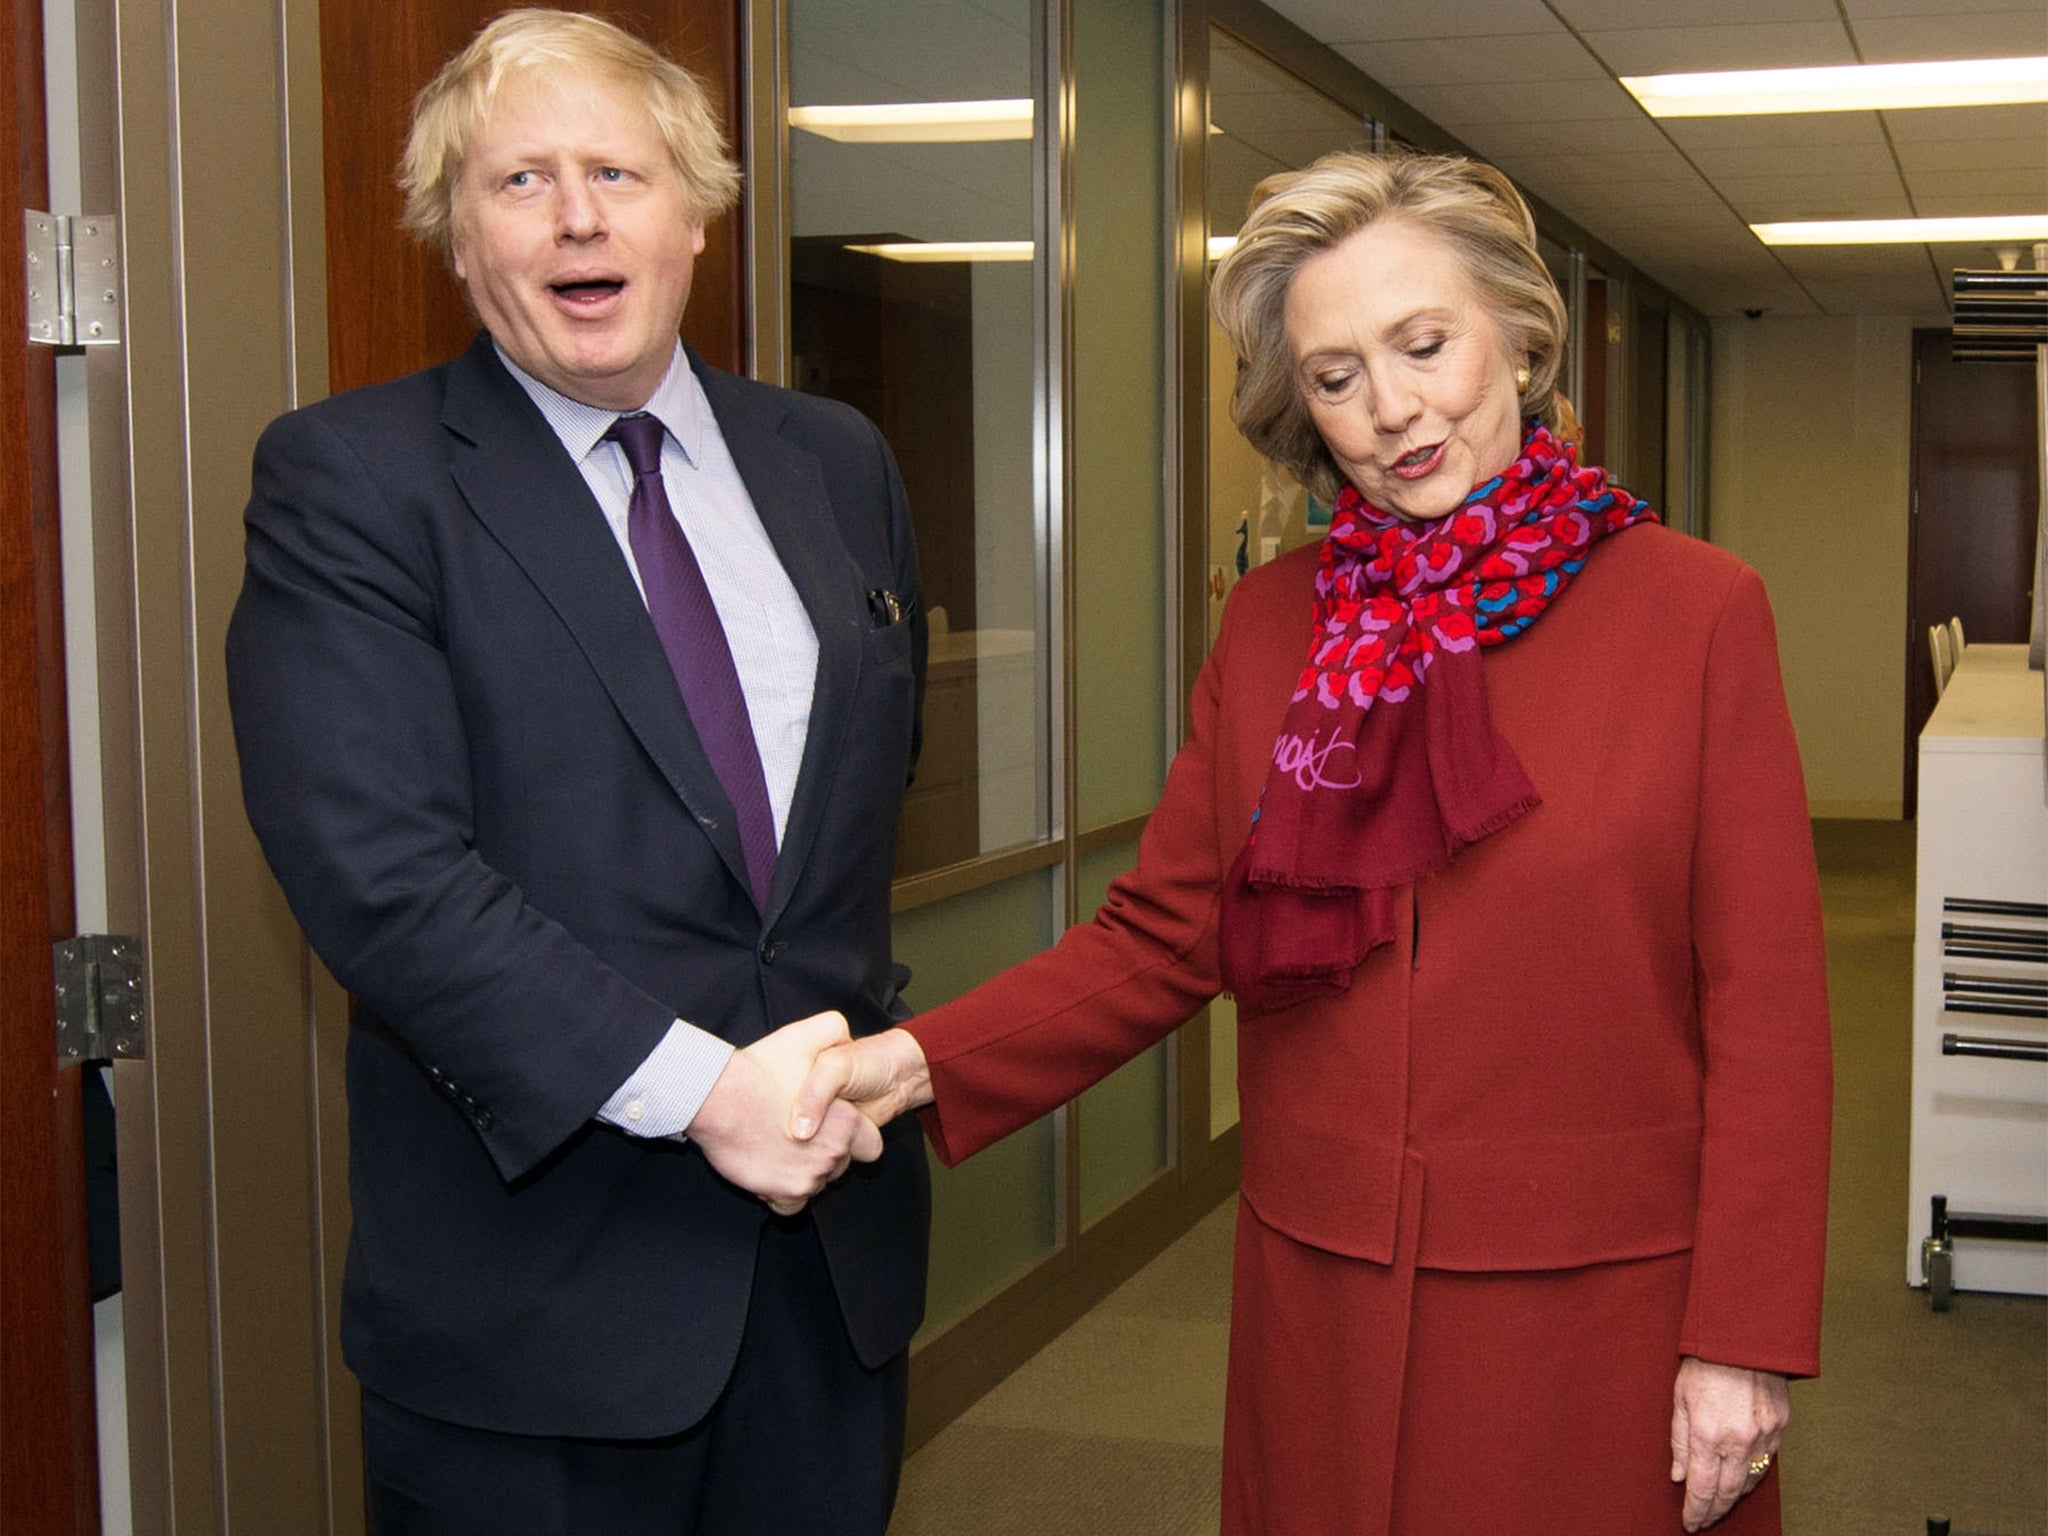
[{"xmin": 493, "ymin": 341, "xmax": 707, "ymax": 468}]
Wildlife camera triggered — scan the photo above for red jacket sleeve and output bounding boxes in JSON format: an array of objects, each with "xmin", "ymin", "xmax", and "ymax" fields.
[
  {"xmin": 905, "ymin": 591, "xmax": 1250, "ymax": 1165},
  {"xmin": 1677, "ymin": 566, "xmax": 1834, "ymax": 1378}
]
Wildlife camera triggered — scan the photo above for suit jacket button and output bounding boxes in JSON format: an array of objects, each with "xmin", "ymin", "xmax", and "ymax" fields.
[
  {"xmin": 474, "ymin": 1109, "xmax": 492, "ymax": 1131},
  {"xmin": 759, "ymin": 937, "xmax": 781, "ymax": 963}
]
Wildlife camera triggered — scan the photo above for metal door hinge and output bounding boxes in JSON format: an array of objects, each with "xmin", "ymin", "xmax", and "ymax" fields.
[
  {"xmin": 24, "ymin": 210, "xmax": 121, "ymax": 347},
  {"xmin": 54, "ymin": 935, "xmax": 147, "ymax": 1068}
]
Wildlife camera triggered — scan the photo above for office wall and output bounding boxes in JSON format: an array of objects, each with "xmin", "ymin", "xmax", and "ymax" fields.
[{"xmin": 1708, "ymin": 314, "xmax": 1926, "ymax": 819}]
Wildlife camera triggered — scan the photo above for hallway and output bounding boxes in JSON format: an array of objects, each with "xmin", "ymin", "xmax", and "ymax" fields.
[{"xmin": 891, "ymin": 820, "xmax": 2047, "ymax": 1533}]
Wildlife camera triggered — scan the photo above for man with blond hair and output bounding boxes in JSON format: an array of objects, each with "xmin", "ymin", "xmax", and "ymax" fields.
[{"xmin": 226, "ymin": 11, "xmax": 927, "ymax": 1530}]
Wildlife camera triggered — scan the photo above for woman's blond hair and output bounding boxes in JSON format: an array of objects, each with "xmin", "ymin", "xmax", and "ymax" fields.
[
  {"xmin": 399, "ymin": 8, "xmax": 741, "ymax": 262},
  {"xmin": 1210, "ymin": 150, "xmax": 1570, "ymax": 505}
]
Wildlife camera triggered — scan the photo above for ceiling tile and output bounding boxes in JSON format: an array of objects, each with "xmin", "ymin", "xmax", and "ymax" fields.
[
  {"xmin": 1794, "ymin": 271, "xmax": 1952, "ymax": 313},
  {"xmin": 1882, "ymin": 102, "xmax": 2048, "ymax": 141},
  {"xmin": 1904, "ymin": 165, "xmax": 2048, "ymax": 202},
  {"xmin": 1679, "ymin": 139, "xmax": 1900, "ymax": 180},
  {"xmin": 1255, "ymin": 0, "xmax": 2032, "ymax": 315},
  {"xmin": 1439, "ymin": 114, "xmax": 1677, "ymax": 155},
  {"xmin": 1841, "ymin": 0, "xmax": 2047, "ymax": 14},
  {"xmin": 1682, "ymin": 140, "xmax": 1902, "ymax": 177},
  {"xmin": 1715, "ymin": 170, "xmax": 1918, "ymax": 218},
  {"xmin": 1554, "ymin": 0, "xmax": 1838, "ymax": 26},
  {"xmin": 1658, "ymin": 112, "xmax": 1893, "ymax": 150},
  {"xmin": 1579, "ymin": 20, "xmax": 1859, "ymax": 75},
  {"xmin": 1528, "ymin": 146, "xmax": 1707, "ymax": 179},
  {"xmin": 1340, "ymin": 32, "xmax": 1609, "ymax": 86},
  {"xmin": 1850, "ymin": 9, "xmax": 2048, "ymax": 59},
  {"xmin": 1912, "ymin": 192, "xmax": 2048, "ymax": 218},
  {"xmin": 1398, "ymin": 76, "xmax": 1644, "ymax": 125},
  {"xmin": 1263, "ymin": 0, "xmax": 1562, "ymax": 44},
  {"xmin": 1775, "ymin": 242, "xmax": 1947, "ymax": 275},
  {"xmin": 1542, "ymin": 174, "xmax": 1734, "ymax": 208},
  {"xmin": 1892, "ymin": 133, "xmax": 2048, "ymax": 171},
  {"xmin": 1641, "ymin": 262, "xmax": 1821, "ymax": 316}
]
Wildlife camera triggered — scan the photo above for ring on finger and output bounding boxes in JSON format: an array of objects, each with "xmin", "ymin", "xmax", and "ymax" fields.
[{"xmin": 1746, "ymin": 1453, "xmax": 1772, "ymax": 1478}]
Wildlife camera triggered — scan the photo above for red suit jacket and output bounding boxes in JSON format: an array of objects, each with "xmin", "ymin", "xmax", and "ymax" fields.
[{"xmin": 908, "ymin": 523, "xmax": 1831, "ymax": 1379}]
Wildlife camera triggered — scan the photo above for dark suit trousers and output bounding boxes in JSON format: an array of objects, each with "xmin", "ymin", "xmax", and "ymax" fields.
[{"xmin": 362, "ymin": 1215, "xmax": 908, "ymax": 1535}]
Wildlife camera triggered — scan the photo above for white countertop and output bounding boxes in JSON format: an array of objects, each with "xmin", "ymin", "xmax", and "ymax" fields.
[{"xmin": 1922, "ymin": 646, "xmax": 2046, "ymax": 755}]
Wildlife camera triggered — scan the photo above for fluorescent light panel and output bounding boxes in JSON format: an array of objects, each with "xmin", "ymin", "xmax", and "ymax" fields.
[
  {"xmin": 1624, "ymin": 56, "xmax": 2048, "ymax": 116},
  {"xmin": 788, "ymin": 99, "xmax": 1032, "ymax": 143},
  {"xmin": 1752, "ymin": 215, "xmax": 2048, "ymax": 245},
  {"xmin": 843, "ymin": 241, "xmax": 1035, "ymax": 263}
]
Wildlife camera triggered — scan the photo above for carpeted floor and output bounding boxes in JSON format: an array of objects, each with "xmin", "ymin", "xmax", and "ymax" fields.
[{"xmin": 891, "ymin": 820, "xmax": 2047, "ymax": 1533}]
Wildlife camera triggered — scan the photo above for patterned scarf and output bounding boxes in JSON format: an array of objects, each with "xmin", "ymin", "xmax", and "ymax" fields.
[{"xmin": 1217, "ymin": 423, "xmax": 1655, "ymax": 1014}]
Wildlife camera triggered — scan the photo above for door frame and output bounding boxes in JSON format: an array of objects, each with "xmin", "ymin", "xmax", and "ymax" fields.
[
  {"xmin": 55, "ymin": 0, "xmax": 348, "ymax": 1529},
  {"xmin": 3, "ymin": 0, "xmax": 101, "ymax": 1526}
]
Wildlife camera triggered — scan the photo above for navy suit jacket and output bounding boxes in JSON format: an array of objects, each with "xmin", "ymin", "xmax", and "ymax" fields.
[{"xmin": 226, "ymin": 333, "xmax": 930, "ymax": 1438}]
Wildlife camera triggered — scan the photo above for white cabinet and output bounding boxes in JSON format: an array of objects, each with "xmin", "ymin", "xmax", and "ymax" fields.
[{"xmin": 1907, "ymin": 645, "xmax": 2048, "ymax": 1301}]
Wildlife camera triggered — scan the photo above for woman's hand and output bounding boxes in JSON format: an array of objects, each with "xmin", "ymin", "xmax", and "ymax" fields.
[
  {"xmin": 789, "ymin": 1028, "xmax": 933, "ymax": 1142},
  {"xmin": 1669, "ymin": 1357, "xmax": 1789, "ymax": 1531}
]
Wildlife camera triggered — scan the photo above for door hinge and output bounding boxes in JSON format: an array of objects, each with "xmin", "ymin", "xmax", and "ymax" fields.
[
  {"xmin": 24, "ymin": 210, "xmax": 121, "ymax": 347},
  {"xmin": 53, "ymin": 935, "xmax": 147, "ymax": 1069}
]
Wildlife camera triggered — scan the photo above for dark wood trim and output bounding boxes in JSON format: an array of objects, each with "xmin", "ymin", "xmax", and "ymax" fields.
[
  {"xmin": 1903, "ymin": 331, "xmax": 1930, "ymax": 820},
  {"xmin": 1074, "ymin": 813, "xmax": 1150, "ymax": 858},
  {"xmin": 890, "ymin": 838, "xmax": 1067, "ymax": 913},
  {"xmin": 2, "ymin": 0, "xmax": 100, "ymax": 1527},
  {"xmin": 905, "ymin": 1120, "xmax": 1239, "ymax": 1450}
]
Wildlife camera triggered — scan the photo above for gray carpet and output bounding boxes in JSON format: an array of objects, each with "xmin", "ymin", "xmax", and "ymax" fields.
[{"xmin": 893, "ymin": 820, "xmax": 2046, "ymax": 1533}]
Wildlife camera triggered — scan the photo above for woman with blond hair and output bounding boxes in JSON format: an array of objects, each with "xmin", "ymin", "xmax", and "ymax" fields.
[{"xmin": 800, "ymin": 150, "xmax": 1831, "ymax": 1534}]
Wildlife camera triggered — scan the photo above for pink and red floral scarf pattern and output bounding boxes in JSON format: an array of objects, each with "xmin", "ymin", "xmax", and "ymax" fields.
[{"xmin": 1219, "ymin": 423, "xmax": 1656, "ymax": 1014}]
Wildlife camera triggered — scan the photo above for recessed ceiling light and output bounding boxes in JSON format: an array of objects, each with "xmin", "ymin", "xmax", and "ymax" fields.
[
  {"xmin": 1751, "ymin": 215, "xmax": 2048, "ymax": 245},
  {"xmin": 1623, "ymin": 56, "xmax": 2048, "ymax": 117},
  {"xmin": 789, "ymin": 100, "xmax": 1033, "ymax": 143},
  {"xmin": 843, "ymin": 241, "xmax": 1035, "ymax": 263}
]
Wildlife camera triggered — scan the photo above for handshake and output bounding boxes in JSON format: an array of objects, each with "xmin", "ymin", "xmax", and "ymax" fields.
[{"xmin": 685, "ymin": 1011, "xmax": 932, "ymax": 1216}]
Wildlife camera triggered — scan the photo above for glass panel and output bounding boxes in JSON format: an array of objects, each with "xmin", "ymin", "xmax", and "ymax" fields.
[
  {"xmin": 1202, "ymin": 30, "xmax": 1371, "ymax": 650},
  {"xmin": 786, "ymin": 0, "xmax": 1051, "ymax": 877},
  {"xmin": 1074, "ymin": 840, "xmax": 1170, "ymax": 1227},
  {"xmin": 1200, "ymin": 31, "xmax": 1369, "ymax": 1121},
  {"xmin": 1631, "ymin": 295, "xmax": 1669, "ymax": 508},
  {"xmin": 1072, "ymin": 0, "xmax": 1167, "ymax": 825},
  {"xmin": 1209, "ymin": 993, "xmax": 1239, "ymax": 1136},
  {"xmin": 1581, "ymin": 265, "xmax": 1611, "ymax": 467},
  {"xmin": 893, "ymin": 867, "xmax": 1060, "ymax": 1334}
]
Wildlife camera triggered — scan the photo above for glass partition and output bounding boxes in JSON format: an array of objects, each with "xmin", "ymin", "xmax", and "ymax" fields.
[
  {"xmin": 1074, "ymin": 839, "xmax": 1169, "ymax": 1228},
  {"xmin": 891, "ymin": 868, "xmax": 1060, "ymax": 1333},
  {"xmin": 775, "ymin": 0, "xmax": 1216, "ymax": 1376},
  {"xmin": 1201, "ymin": 28, "xmax": 1371, "ymax": 1131},
  {"xmin": 787, "ymin": 0, "xmax": 1051, "ymax": 878}
]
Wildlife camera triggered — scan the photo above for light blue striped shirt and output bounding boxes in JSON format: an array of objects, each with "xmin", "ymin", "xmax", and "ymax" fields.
[{"xmin": 499, "ymin": 343, "xmax": 819, "ymax": 1141}]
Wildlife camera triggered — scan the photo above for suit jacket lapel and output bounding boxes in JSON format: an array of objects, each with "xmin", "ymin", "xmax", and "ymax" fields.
[
  {"xmin": 692, "ymin": 355, "xmax": 864, "ymax": 929},
  {"xmin": 440, "ymin": 335, "xmax": 757, "ymax": 902}
]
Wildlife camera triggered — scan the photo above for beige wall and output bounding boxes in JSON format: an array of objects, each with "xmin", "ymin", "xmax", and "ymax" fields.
[{"xmin": 1708, "ymin": 314, "xmax": 1929, "ymax": 819}]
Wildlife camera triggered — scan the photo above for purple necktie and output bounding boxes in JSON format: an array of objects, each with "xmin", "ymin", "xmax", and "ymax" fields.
[{"xmin": 605, "ymin": 413, "xmax": 777, "ymax": 910}]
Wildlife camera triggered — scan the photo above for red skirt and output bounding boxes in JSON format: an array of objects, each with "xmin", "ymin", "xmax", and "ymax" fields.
[{"xmin": 1220, "ymin": 1198, "xmax": 1783, "ymax": 1535}]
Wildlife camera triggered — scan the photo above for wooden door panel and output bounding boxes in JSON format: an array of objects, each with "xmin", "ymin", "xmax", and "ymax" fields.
[
  {"xmin": 321, "ymin": 1, "xmax": 745, "ymax": 396},
  {"xmin": 1904, "ymin": 330, "xmax": 2040, "ymax": 812},
  {"xmin": 2, "ymin": 0, "xmax": 101, "ymax": 1528}
]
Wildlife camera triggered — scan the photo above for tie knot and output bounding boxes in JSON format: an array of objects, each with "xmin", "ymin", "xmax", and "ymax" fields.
[{"xmin": 605, "ymin": 413, "xmax": 666, "ymax": 478}]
